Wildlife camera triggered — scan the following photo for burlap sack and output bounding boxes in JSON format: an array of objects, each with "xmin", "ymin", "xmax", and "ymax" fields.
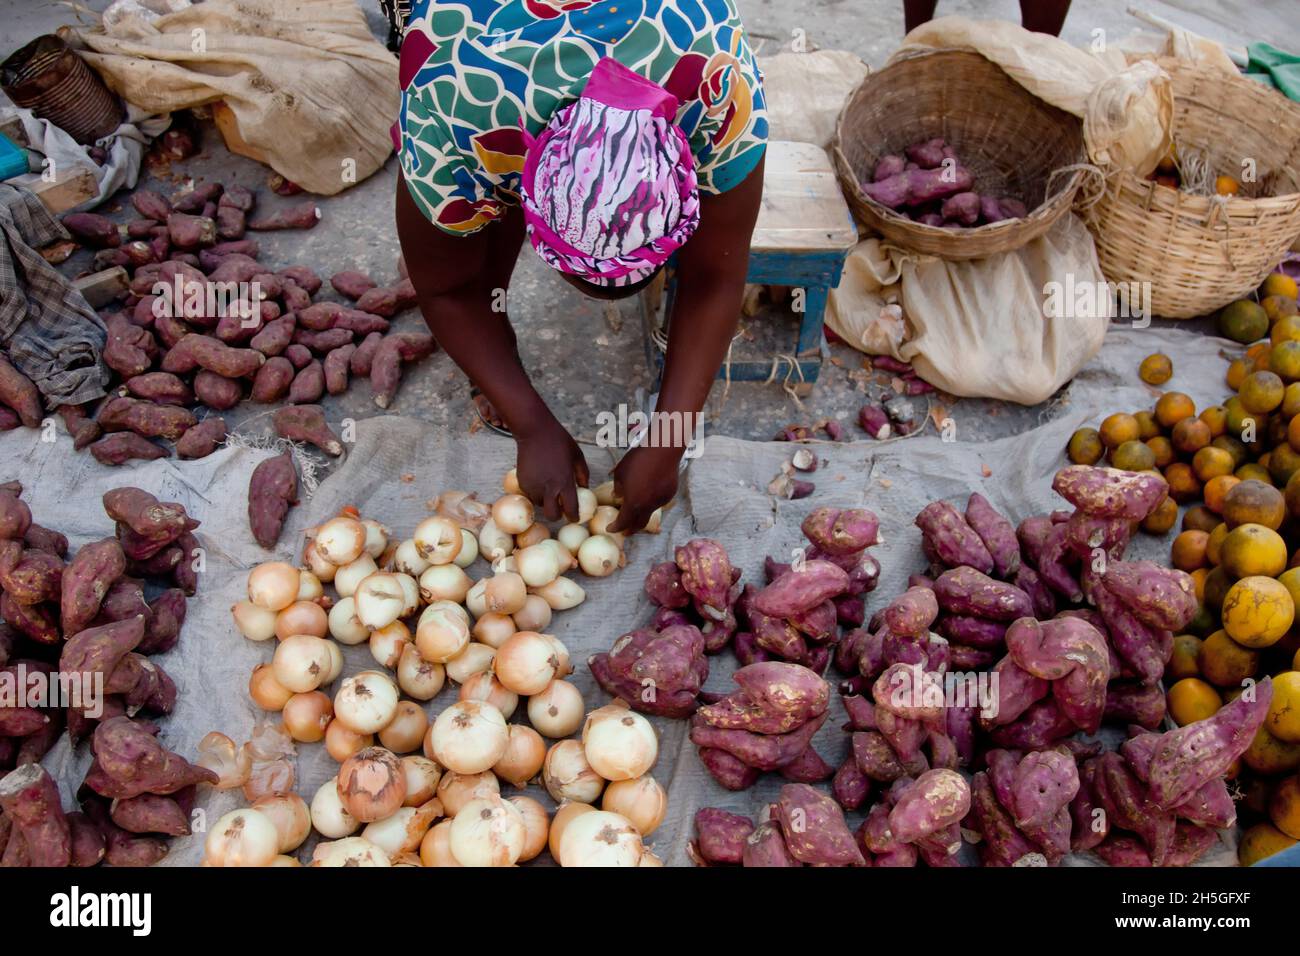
[
  {"xmin": 75, "ymin": 0, "xmax": 398, "ymax": 195},
  {"xmin": 758, "ymin": 49, "xmax": 870, "ymax": 149}
]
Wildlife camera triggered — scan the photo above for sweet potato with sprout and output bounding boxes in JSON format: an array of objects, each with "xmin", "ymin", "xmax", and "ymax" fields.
[
  {"xmin": 698, "ymin": 747, "xmax": 760, "ymax": 791},
  {"xmin": 1052, "ymin": 466, "xmax": 1169, "ymax": 521},
  {"xmin": 176, "ymin": 416, "xmax": 227, "ymax": 459},
  {"xmin": 689, "ymin": 711, "xmax": 826, "ymax": 771},
  {"xmin": 801, "ymin": 507, "xmax": 880, "ymax": 556},
  {"xmin": 60, "ymin": 538, "xmax": 126, "ymax": 634},
  {"xmin": 753, "ymin": 561, "xmax": 849, "ymax": 618},
  {"xmin": 776, "ymin": 783, "xmax": 865, "ymax": 866},
  {"xmin": 1100, "ymin": 561, "xmax": 1198, "ymax": 632},
  {"xmin": 248, "ymin": 201, "xmax": 320, "ymax": 231},
  {"xmin": 273, "ymin": 404, "xmax": 343, "ymax": 456},
  {"xmin": 915, "ymin": 501, "xmax": 994, "ymax": 574},
  {"xmin": 248, "ymin": 451, "xmax": 297, "ymax": 549},
  {"xmin": 0, "ymin": 764, "xmax": 71, "ymax": 867},
  {"xmin": 694, "ymin": 807, "xmax": 753, "ymax": 864},
  {"xmin": 86, "ymin": 716, "xmax": 218, "ymax": 799}
]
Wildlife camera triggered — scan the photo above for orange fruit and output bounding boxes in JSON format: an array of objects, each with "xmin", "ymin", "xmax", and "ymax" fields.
[
  {"xmin": 1263, "ymin": 272, "xmax": 1299, "ymax": 300},
  {"xmin": 1236, "ymin": 462, "xmax": 1273, "ymax": 484},
  {"xmin": 1206, "ymin": 522, "xmax": 1229, "ymax": 565},
  {"xmin": 1111, "ymin": 440, "xmax": 1156, "ymax": 472},
  {"xmin": 1098, "ymin": 413, "xmax": 1139, "ymax": 449},
  {"xmin": 1220, "ymin": 524, "xmax": 1289, "ymax": 578},
  {"xmin": 1168, "ymin": 678, "xmax": 1222, "ymax": 725},
  {"xmin": 1189, "ymin": 569, "xmax": 1210, "ymax": 602},
  {"xmin": 1215, "ymin": 175, "xmax": 1240, "ymax": 196},
  {"xmin": 1240, "ymin": 370, "xmax": 1286, "ymax": 414},
  {"xmin": 1139, "ymin": 353, "xmax": 1173, "ymax": 385},
  {"xmin": 1214, "ymin": 433, "xmax": 1250, "ymax": 467},
  {"xmin": 1273, "ymin": 312, "xmax": 1300, "ymax": 344},
  {"xmin": 1192, "ymin": 446, "xmax": 1235, "ymax": 483},
  {"xmin": 1266, "ymin": 295, "xmax": 1300, "ymax": 325},
  {"xmin": 1146, "ymin": 436, "xmax": 1175, "ymax": 468},
  {"xmin": 1180, "ymin": 505, "xmax": 1219, "ymax": 534},
  {"xmin": 1202, "ymin": 474, "xmax": 1240, "ymax": 513},
  {"xmin": 1271, "ymin": 443, "xmax": 1300, "ymax": 486},
  {"xmin": 1244, "ymin": 725, "xmax": 1300, "ymax": 775},
  {"xmin": 1154, "ymin": 392, "xmax": 1195, "ymax": 428},
  {"xmin": 1167, "ymin": 634, "xmax": 1203, "ymax": 680},
  {"xmin": 1239, "ymin": 823, "xmax": 1296, "ymax": 865},
  {"xmin": 1269, "ymin": 775, "xmax": 1300, "ymax": 840},
  {"xmin": 1227, "ymin": 358, "xmax": 1251, "ymax": 390},
  {"xmin": 1170, "ymin": 530, "xmax": 1209, "ymax": 571},
  {"xmin": 1222, "ymin": 479, "xmax": 1286, "ymax": 529},
  {"xmin": 1200, "ymin": 405, "xmax": 1229, "ymax": 437},
  {"xmin": 1265, "ymin": 671, "xmax": 1300, "ymax": 743},
  {"xmin": 1221, "ymin": 575, "xmax": 1294, "ymax": 647},
  {"xmin": 1171, "ymin": 417, "xmax": 1212, "ymax": 455},
  {"xmin": 1163, "ymin": 462, "xmax": 1201, "ymax": 504},
  {"xmin": 1271, "ymin": 340, "xmax": 1300, "ymax": 382},
  {"xmin": 1202, "ymin": 567, "xmax": 1233, "ymax": 611},
  {"xmin": 1133, "ymin": 410, "xmax": 1160, "ymax": 440},
  {"xmin": 1198, "ymin": 629, "xmax": 1260, "ymax": 687},
  {"xmin": 1287, "ymin": 382, "xmax": 1300, "ymax": 418},
  {"xmin": 1140, "ymin": 496, "xmax": 1178, "ymax": 535},
  {"xmin": 1066, "ymin": 427, "xmax": 1104, "ymax": 465}
]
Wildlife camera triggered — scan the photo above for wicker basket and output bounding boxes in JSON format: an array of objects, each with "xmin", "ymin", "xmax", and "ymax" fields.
[
  {"xmin": 831, "ymin": 49, "xmax": 1088, "ymax": 260},
  {"xmin": 1081, "ymin": 59, "xmax": 1300, "ymax": 319}
]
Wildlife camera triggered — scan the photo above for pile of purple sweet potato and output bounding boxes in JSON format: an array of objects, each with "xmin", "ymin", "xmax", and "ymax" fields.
[
  {"xmin": 862, "ymin": 137, "xmax": 1028, "ymax": 228},
  {"xmin": 0, "ymin": 483, "xmax": 215, "ymax": 867}
]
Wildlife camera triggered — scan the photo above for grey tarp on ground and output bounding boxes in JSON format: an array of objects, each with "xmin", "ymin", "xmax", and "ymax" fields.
[{"xmin": 3, "ymin": 324, "xmax": 1242, "ymax": 866}]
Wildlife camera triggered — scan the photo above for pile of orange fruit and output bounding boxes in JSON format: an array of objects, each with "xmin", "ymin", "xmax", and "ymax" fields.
[{"xmin": 1066, "ymin": 270, "xmax": 1300, "ymax": 865}]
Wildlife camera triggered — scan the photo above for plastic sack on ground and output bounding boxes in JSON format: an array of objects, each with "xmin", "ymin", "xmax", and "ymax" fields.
[
  {"xmin": 74, "ymin": 0, "xmax": 397, "ymax": 195},
  {"xmin": 827, "ymin": 212, "xmax": 1109, "ymax": 404}
]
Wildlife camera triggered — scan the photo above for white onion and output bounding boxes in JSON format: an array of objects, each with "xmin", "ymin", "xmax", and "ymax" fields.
[
  {"xmin": 458, "ymin": 671, "xmax": 518, "ymax": 719},
  {"xmin": 337, "ymin": 747, "xmax": 407, "ymax": 822},
  {"xmin": 392, "ymin": 538, "xmax": 429, "ymax": 576},
  {"xmin": 378, "ymin": 700, "xmax": 429, "ymax": 754},
  {"xmin": 492, "ymin": 554, "xmax": 518, "ymax": 575},
  {"xmin": 394, "ymin": 572, "xmax": 420, "ymax": 617},
  {"xmin": 577, "ymin": 534, "xmax": 622, "ymax": 578},
  {"xmin": 420, "ymin": 819, "xmax": 461, "ymax": 866},
  {"xmin": 483, "ymin": 571, "xmax": 526, "ymax": 615},
  {"xmin": 430, "ymin": 700, "xmax": 509, "ymax": 774},
  {"xmin": 413, "ymin": 516, "xmax": 463, "ymax": 566},
  {"xmin": 454, "ymin": 529, "xmax": 479, "ymax": 568},
  {"xmin": 327, "ymin": 596, "xmax": 368, "ymax": 645},
  {"xmin": 516, "ymin": 522, "xmax": 550, "ymax": 549},
  {"xmin": 491, "ymin": 494, "xmax": 534, "ymax": 535},
  {"xmin": 415, "ymin": 601, "xmax": 470, "ymax": 663},
  {"xmin": 419, "ymin": 563, "xmax": 472, "ymax": 604},
  {"xmin": 303, "ymin": 539, "xmax": 337, "ymax": 582},
  {"xmin": 232, "ymin": 600, "xmax": 277, "ymax": 641},
  {"xmin": 494, "ymin": 630, "xmax": 558, "ymax": 695},
  {"xmin": 334, "ymin": 670, "xmax": 399, "ymax": 734},
  {"xmin": 601, "ymin": 775, "xmax": 667, "ymax": 835},
  {"xmin": 449, "ymin": 795, "xmax": 525, "ymax": 866},
  {"xmin": 369, "ymin": 620, "xmax": 411, "ymax": 669},
  {"xmin": 270, "ymin": 855, "xmax": 302, "ymax": 867},
  {"xmin": 543, "ymin": 634, "xmax": 572, "ymax": 677},
  {"xmin": 401, "ymin": 755, "xmax": 442, "ymax": 807},
  {"xmin": 502, "ymin": 468, "xmax": 522, "ymax": 495},
  {"xmin": 493, "ymin": 724, "xmax": 546, "ymax": 788},
  {"xmin": 312, "ymin": 837, "xmax": 389, "ymax": 867},
  {"xmin": 315, "ymin": 516, "xmax": 367, "ymax": 566},
  {"xmin": 323, "ymin": 640, "xmax": 344, "ymax": 684},
  {"xmin": 296, "ymin": 570, "xmax": 324, "ymax": 602},
  {"xmin": 465, "ymin": 578, "xmax": 488, "ymax": 618},
  {"xmin": 510, "ymin": 795, "xmax": 550, "ymax": 862},
  {"xmin": 515, "ymin": 542, "xmax": 561, "ymax": 588},
  {"xmin": 549, "ymin": 801, "xmax": 595, "ymax": 860},
  {"xmin": 544, "ymin": 539, "xmax": 576, "ymax": 571},
  {"xmin": 576, "ymin": 487, "xmax": 597, "ymax": 523},
  {"xmin": 471, "ymin": 612, "xmax": 515, "ymax": 649},
  {"xmin": 205, "ymin": 808, "xmax": 279, "ymax": 867},
  {"xmin": 556, "ymin": 523, "xmax": 590, "ymax": 556},
  {"xmin": 361, "ymin": 519, "xmax": 390, "ymax": 559},
  {"xmin": 582, "ymin": 704, "xmax": 658, "ymax": 781},
  {"xmin": 363, "ymin": 803, "xmax": 441, "ymax": 857},
  {"xmin": 311, "ymin": 779, "xmax": 359, "ymax": 838},
  {"xmin": 397, "ymin": 644, "xmax": 445, "ymax": 700},
  {"xmin": 543, "ymin": 739, "xmax": 605, "ymax": 804},
  {"xmin": 435, "ymin": 769, "xmax": 499, "ymax": 817},
  {"xmin": 334, "ymin": 553, "xmax": 379, "ymax": 599},
  {"xmin": 529, "ymin": 576, "xmax": 585, "ymax": 610},
  {"xmin": 272, "ymin": 634, "xmax": 332, "ymax": 693},
  {"xmin": 588, "ymin": 506, "xmax": 622, "ymax": 539},
  {"xmin": 527, "ymin": 679, "xmax": 585, "ymax": 738},
  {"xmin": 512, "ymin": 594, "xmax": 553, "ymax": 632},
  {"xmin": 249, "ymin": 664, "xmax": 293, "ymax": 711},
  {"xmin": 640, "ymin": 851, "xmax": 664, "ymax": 866},
  {"xmin": 325, "ymin": 720, "xmax": 373, "ymax": 763},
  {"xmin": 354, "ymin": 572, "xmax": 406, "ymax": 629},
  {"xmin": 558, "ymin": 810, "xmax": 643, "ymax": 867},
  {"xmin": 283, "ymin": 691, "xmax": 333, "ymax": 742},
  {"xmin": 445, "ymin": 642, "xmax": 496, "ymax": 684},
  {"xmin": 252, "ymin": 792, "xmax": 312, "ymax": 853},
  {"xmin": 643, "ymin": 508, "xmax": 663, "ymax": 533},
  {"xmin": 593, "ymin": 480, "xmax": 619, "ymax": 506},
  {"xmin": 247, "ymin": 562, "xmax": 300, "ymax": 612},
  {"xmin": 275, "ymin": 600, "xmax": 328, "ymax": 640}
]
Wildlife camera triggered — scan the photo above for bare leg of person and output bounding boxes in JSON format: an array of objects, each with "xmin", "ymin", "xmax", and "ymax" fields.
[
  {"xmin": 903, "ymin": 0, "xmax": 939, "ymax": 33},
  {"xmin": 1019, "ymin": 0, "xmax": 1071, "ymax": 35}
]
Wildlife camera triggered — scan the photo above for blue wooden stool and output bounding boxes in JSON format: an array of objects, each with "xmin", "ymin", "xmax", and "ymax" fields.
[{"xmin": 639, "ymin": 141, "xmax": 858, "ymax": 396}]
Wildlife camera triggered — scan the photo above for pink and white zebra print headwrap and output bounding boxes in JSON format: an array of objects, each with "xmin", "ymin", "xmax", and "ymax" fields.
[{"xmin": 519, "ymin": 57, "xmax": 700, "ymax": 287}]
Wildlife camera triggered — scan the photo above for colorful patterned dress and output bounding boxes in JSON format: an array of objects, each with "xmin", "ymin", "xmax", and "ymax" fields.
[{"xmin": 395, "ymin": 0, "xmax": 768, "ymax": 235}]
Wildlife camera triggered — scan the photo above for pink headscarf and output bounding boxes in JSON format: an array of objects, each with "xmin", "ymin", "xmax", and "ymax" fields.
[{"xmin": 519, "ymin": 57, "xmax": 701, "ymax": 287}]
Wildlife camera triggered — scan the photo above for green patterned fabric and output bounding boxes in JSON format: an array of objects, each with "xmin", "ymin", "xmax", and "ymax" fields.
[{"xmin": 395, "ymin": 0, "xmax": 768, "ymax": 234}]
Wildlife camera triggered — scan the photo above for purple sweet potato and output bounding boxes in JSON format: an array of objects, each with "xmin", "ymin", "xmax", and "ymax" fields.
[
  {"xmin": 882, "ymin": 586, "xmax": 940, "ymax": 639},
  {"xmin": 1052, "ymin": 466, "xmax": 1169, "ymax": 521},
  {"xmin": 247, "ymin": 451, "xmax": 297, "ymax": 549},
  {"xmin": 294, "ymin": 327, "xmax": 353, "ymax": 354},
  {"xmin": 123, "ymin": 372, "xmax": 191, "ymax": 406},
  {"xmin": 1005, "ymin": 617, "xmax": 1109, "ymax": 732},
  {"xmin": 166, "ymin": 212, "xmax": 216, "ymax": 250},
  {"xmin": 775, "ymin": 783, "xmax": 865, "ymax": 866},
  {"xmin": 61, "ymin": 538, "xmax": 126, "ymax": 634},
  {"xmin": 1092, "ymin": 581, "xmax": 1171, "ymax": 685},
  {"xmin": 872, "ymin": 154, "xmax": 906, "ymax": 182},
  {"xmin": 644, "ymin": 561, "xmax": 690, "ymax": 609},
  {"xmin": 752, "ymin": 561, "xmax": 849, "ymax": 618},
  {"xmin": 66, "ymin": 811, "xmax": 107, "ymax": 867},
  {"xmin": 350, "ymin": 332, "xmax": 384, "ymax": 377},
  {"xmin": 86, "ymin": 716, "xmax": 217, "ymax": 799},
  {"xmin": 832, "ymin": 754, "xmax": 872, "ymax": 811},
  {"xmin": 0, "ymin": 356, "xmax": 43, "ymax": 428},
  {"xmin": 674, "ymin": 539, "xmax": 734, "ymax": 613},
  {"xmin": 323, "ymin": 344, "xmax": 356, "ymax": 395},
  {"xmin": 1104, "ymin": 681, "xmax": 1167, "ymax": 730},
  {"xmin": 175, "ymin": 416, "xmax": 227, "ymax": 459},
  {"xmin": 0, "ymin": 764, "xmax": 71, "ymax": 867},
  {"xmin": 1, "ymin": 593, "xmax": 59, "ymax": 644},
  {"xmin": 137, "ymin": 588, "xmax": 186, "ymax": 656},
  {"xmin": 103, "ymin": 314, "xmax": 158, "ymax": 379},
  {"xmin": 288, "ymin": 360, "xmax": 325, "ymax": 404},
  {"xmin": 904, "ymin": 138, "xmax": 947, "ymax": 169},
  {"xmin": 369, "ymin": 333, "xmax": 436, "ymax": 409},
  {"xmin": 698, "ymin": 747, "xmax": 760, "ymax": 791},
  {"xmin": 63, "ymin": 212, "xmax": 119, "ymax": 248},
  {"xmin": 131, "ymin": 190, "xmax": 172, "ymax": 221},
  {"xmin": 801, "ymin": 507, "xmax": 880, "ymax": 556},
  {"xmin": 862, "ymin": 166, "xmax": 974, "ymax": 210},
  {"xmin": 162, "ymin": 334, "xmax": 264, "ymax": 377},
  {"xmin": 852, "ymin": 730, "xmax": 909, "ymax": 782},
  {"xmin": 964, "ymin": 493, "xmax": 1020, "ymax": 578},
  {"xmin": 276, "ymin": 265, "xmax": 319, "ymax": 294},
  {"xmin": 888, "ymin": 769, "xmax": 971, "ymax": 844},
  {"xmin": 331, "ymin": 270, "xmax": 376, "ymax": 300},
  {"xmin": 969, "ymin": 771, "xmax": 1044, "ymax": 867},
  {"xmin": 989, "ymin": 697, "xmax": 1078, "ymax": 750},
  {"xmin": 984, "ymin": 657, "xmax": 1050, "ymax": 727},
  {"xmin": 693, "ymin": 807, "xmax": 753, "ymax": 864},
  {"xmin": 938, "ymin": 615, "xmax": 1007, "ymax": 649},
  {"xmin": 250, "ymin": 356, "xmax": 295, "ymax": 403},
  {"xmin": 192, "ymin": 370, "xmax": 243, "ymax": 410},
  {"xmin": 24, "ymin": 523, "xmax": 68, "ymax": 558},
  {"xmin": 247, "ymin": 202, "xmax": 321, "ymax": 231},
  {"xmin": 940, "ymin": 191, "xmax": 981, "ymax": 225},
  {"xmin": 273, "ymin": 404, "xmax": 342, "ymax": 456},
  {"xmin": 915, "ymin": 501, "xmax": 994, "ymax": 574},
  {"xmin": 688, "ymin": 711, "xmax": 827, "ymax": 771},
  {"xmin": 249, "ymin": 314, "xmax": 296, "ymax": 356},
  {"xmin": 297, "ymin": 302, "xmax": 342, "ymax": 332},
  {"xmin": 110, "ymin": 792, "xmax": 190, "ymax": 836},
  {"xmin": 743, "ymin": 822, "xmax": 802, "ymax": 866},
  {"xmin": 1100, "ymin": 561, "xmax": 1198, "ymax": 632}
]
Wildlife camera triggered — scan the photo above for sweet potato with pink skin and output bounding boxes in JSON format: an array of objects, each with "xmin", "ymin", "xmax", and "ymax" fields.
[
  {"xmin": 733, "ymin": 631, "xmax": 770, "ymax": 667},
  {"xmin": 1013, "ymin": 564, "xmax": 1056, "ymax": 619},
  {"xmin": 964, "ymin": 493, "xmax": 1020, "ymax": 577},
  {"xmin": 644, "ymin": 561, "xmax": 690, "ymax": 608},
  {"xmin": 872, "ymin": 154, "xmax": 906, "ymax": 181},
  {"xmin": 904, "ymin": 138, "xmax": 947, "ymax": 168},
  {"xmin": 2, "ymin": 593, "xmax": 59, "ymax": 644},
  {"xmin": 888, "ymin": 769, "xmax": 971, "ymax": 844},
  {"xmin": 983, "ymin": 657, "xmax": 1049, "ymax": 727},
  {"xmin": 324, "ymin": 344, "xmax": 356, "ymax": 395},
  {"xmin": 874, "ymin": 709, "xmax": 928, "ymax": 772},
  {"xmin": 1092, "ymin": 581, "xmax": 1171, "ymax": 685},
  {"xmin": 674, "ymin": 539, "xmax": 734, "ymax": 613},
  {"xmin": 250, "ymin": 314, "xmax": 296, "ymax": 356},
  {"xmin": 1036, "ymin": 521, "xmax": 1082, "ymax": 603},
  {"xmin": 250, "ymin": 356, "xmax": 295, "ymax": 402},
  {"xmin": 104, "ymin": 314, "xmax": 158, "ymax": 379},
  {"xmin": 60, "ymin": 537, "xmax": 126, "ymax": 634},
  {"xmin": 172, "ymin": 531, "xmax": 200, "ymax": 595},
  {"xmin": 835, "ymin": 594, "xmax": 866, "ymax": 628},
  {"xmin": 1096, "ymin": 751, "xmax": 1174, "ymax": 866},
  {"xmin": 87, "ymin": 716, "xmax": 218, "ymax": 799},
  {"xmin": 832, "ymin": 755, "xmax": 872, "ymax": 810},
  {"xmin": 294, "ymin": 327, "xmax": 353, "ymax": 354},
  {"xmin": 1069, "ymin": 758, "xmax": 1109, "ymax": 851},
  {"xmin": 96, "ymin": 576, "xmax": 149, "ymax": 624},
  {"xmin": 273, "ymin": 404, "xmax": 343, "ymax": 456},
  {"xmin": 1008, "ymin": 750, "xmax": 1079, "ymax": 835},
  {"xmin": 988, "ymin": 696, "xmax": 1077, "ymax": 750},
  {"xmin": 284, "ymin": 344, "xmax": 311, "ymax": 369},
  {"xmin": 103, "ymin": 489, "xmax": 192, "ymax": 540},
  {"xmin": 788, "ymin": 599, "xmax": 836, "ymax": 641},
  {"xmin": 163, "ymin": 334, "xmax": 264, "ymax": 377},
  {"xmin": 171, "ymin": 182, "xmax": 222, "ymax": 214},
  {"xmin": 354, "ymin": 286, "xmax": 401, "ymax": 318},
  {"xmin": 175, "ymin": 416, "xmax": 227, "ymax": 459},
  {"xmin": 934, "ymin": 567, "xmax": 1033, "ymax": 622},
  {"xmin": 801, "ymin": 507, "xmax": 880, "ymax": 556},
  {"xmin": 109, "ymin": 792, "xmax": 190, "ymax": 836},
  {"xmin": 698, "ymin": 747, "xmax": 760, "ymax": 790},
  {"xmin": 0, "ymin": 702, "xmax": 49, "ymax": 736},
  {"xmin": 775, "ymin": 783, "xmax": 865, "ymax": 866},
  {"xmin": 1121, "ymin": 734, "xmax": 1236, "ymax": 828},
  {"xmin": 111, "ymin": 399, "xmax": 196, "ymax": 442},
  {"xmin": 66, "ymin": 811, "xmax": 107, "ymax": 867},
  {"xmin": 1100, "ymin": 561, "xmax": 1198, "ymax": 632},
  {"xmin": 82, "ymin": 797, "xmax": 168, "ymax": 867},
  {"xmin": 138, "ymin": 588, "xmax": 186, "ymax": 656},
  {"xmin": 1015, "ymin": 515, "xmax": 1055, "ymax": 568},
  {"xmin": 590, "ymin": 625, "xmax": 708, "ymax": 718},
  {"xmin": 297, "ymin": 302, "xmax": 343, "ymax": 332},
  {"xmin": 24, "ymin": 523, "xmax": 68, "ymax": 558},
  {"xmin": 938, "ymin": 615, "xmax": 1006, "ymax": 649},
  {"xmin": 247, "ymin": 202, "xmax": 320, "ymax": 231},
  {"xmin": 753, "ymin": 561, "xmax": 849, "ymax": 618},
  {"xmin": 123, "ymin": 372, "xmax": 191, "ymax": 407},
  {"xmin": 1052, "ymin": 465, "xmax": 1169, "ymax": 521},
  {"xmin": 729, "ymin": 661, "xmax": 830, "ymax": 723},
  {"xmin": 131, "ymin": 189, "xmax": 172, "ymax": 221},
  {"xmin": 873, "ymin": 663, "xmax": 944, "ymax": 721},
  {"xmin": 247, "ymin": 451, "xmax": 297, "ymax": 549},
  {"xmin": 694, "ymin": 808, "xmax": 753, "ymax": 864},
  {"xmin": 1061, "ymin": 512, "xmax": 1131, "ymax": 561},
  {"xmin": 968, "ymin": 771, "xmax": 1043, "ymax": 867},
  {"xmin": 852, "ymin": 731, "xmax": 909, "ymax": 782},
  {"xmin": 330, "ymin": 270, "xmax": 377, "ymax": 300},
  {"xmin": 334, "ymin": 309, "xmax": 389, "ymax": 336},
  {"xmin": 689, "ymin": 711, "xmax": 827, "ymax": 771},
  {"xmin": 743, "ymin": 822, "xmax": 802, "ymax": 866},
  {"xmin": 941, "ymin": 191, "xmax": 981, "ymax": 225},
  {"xmin": 0, "ymin": 544, "xmax": 62, "ymax": 604},
  {"xmin": 0, "ymin": 355, "xmax": 43, "ymax": 427},
  {"xmin": 350, "ymin": 331, "xmax": 384, "ymax": 377},
  {"xmin": 915, "ymin": 501, "xmax": 994, "ymax": 574},
  {"xmin": 779, "ymin": 746, "xmax": 835, "ymax": 783},
  {"xmin": 280, "ymin": 278, "xmax": 312, "ymax": 312},
  {"xmin": 369, "ymin": 334, "xmax": 437, "ymax": 408},
  {"xmin": 63, "ymin": 211, "xmax": 119, "ymax": 248},
  {"xmin": 1006, "ymin": 613, "xmax": 1108, "ymax": 681},
  {"xmin": 288, "ymin": 360, "xmax": 325, "ymax": 403},
  {"xmin": 1104, "ymin": 681, "xmax": 1166, "ymax": 729},
  {"xmin": 0, "ymin": 491, "xmax": 31, "ymax": 541},
  {"xmin": 166, "ymin": 212, "xmax": 216, "ymax": 249},
  {"xmin": 877, "ymin": 588, "xmax": 937, "ymax": 641},
  {"xmin": 0, "ymin": 764, "xmax": 71, "ymax": 867},
  {"xmin": 275, "ymin": 265, "xmax": 319, "ymax": 294},
  {"xmin": 863, "ymin": 166, "xmax": 974, "ymax": 209}
]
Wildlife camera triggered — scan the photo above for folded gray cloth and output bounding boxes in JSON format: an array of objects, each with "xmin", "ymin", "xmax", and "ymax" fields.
[{"xmin": 0, "ymin": 184, "xmax": 108, "ymax": 408}]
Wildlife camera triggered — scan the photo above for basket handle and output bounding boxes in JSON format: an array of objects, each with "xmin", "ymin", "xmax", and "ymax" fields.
[{"xmin": 1050, "ymin": 163, "xmax": 1106, "ymax": 210}]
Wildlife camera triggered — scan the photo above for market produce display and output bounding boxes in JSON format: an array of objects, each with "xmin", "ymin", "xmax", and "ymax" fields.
[
  {"xmin": 0, "ymin": 484, "xmax": 211, "ymax": 867},
  {"xmin": 861, "ymin": 137, "xmax": 1028, "ymax": 228}
]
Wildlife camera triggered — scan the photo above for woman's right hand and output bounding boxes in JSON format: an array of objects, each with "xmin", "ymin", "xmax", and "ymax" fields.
[{"xmin": 515, "ymin": 418, "xmax": 589, "ymax": 522}]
